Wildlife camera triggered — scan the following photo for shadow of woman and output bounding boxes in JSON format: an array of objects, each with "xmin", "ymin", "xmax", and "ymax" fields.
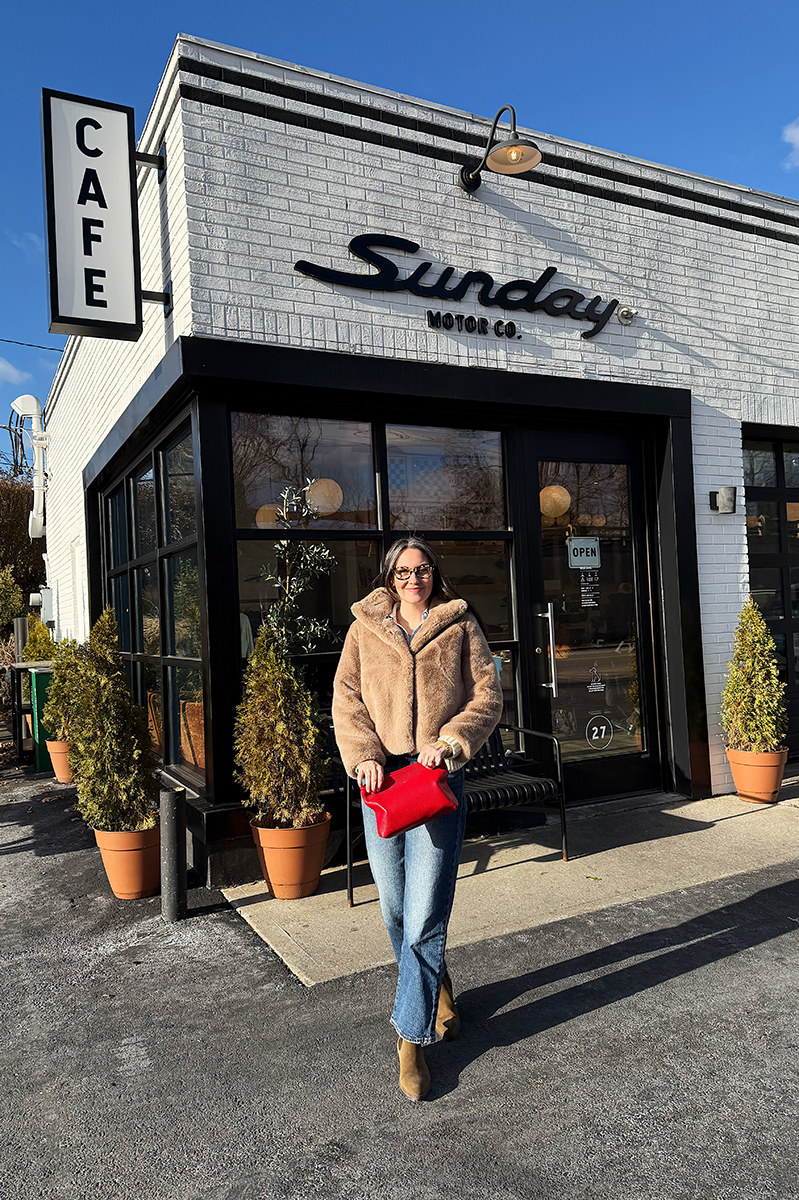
[{"xmin": 427, "ymin": 873, "xmax": 799, "ymax": 1098}]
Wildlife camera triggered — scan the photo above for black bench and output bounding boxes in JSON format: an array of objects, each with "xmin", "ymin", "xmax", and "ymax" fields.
[{"xmin": 328, "ymin": 723, "xmax": 568, "ymax": 907}]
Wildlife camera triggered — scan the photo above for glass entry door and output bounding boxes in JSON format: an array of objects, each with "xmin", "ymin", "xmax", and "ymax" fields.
[{"xmin": 528, "ymin": 431, "xmax": 660, "ymax": 800}]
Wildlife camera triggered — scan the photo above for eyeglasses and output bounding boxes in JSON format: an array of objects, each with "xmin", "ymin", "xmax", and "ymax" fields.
[{"xmin": 393, "ymin": 565, "xmax": 433, "ymax": 581}]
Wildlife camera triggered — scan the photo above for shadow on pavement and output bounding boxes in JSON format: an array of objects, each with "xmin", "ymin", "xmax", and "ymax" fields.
[{"xmin": 428, "ymin": 874, "xmax": 799, "ymax": 1098}]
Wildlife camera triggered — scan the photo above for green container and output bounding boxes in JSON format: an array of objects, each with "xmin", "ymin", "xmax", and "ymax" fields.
[{"xmin": 29, "ymin": 665, "xmax": 53, "ymax": 773}]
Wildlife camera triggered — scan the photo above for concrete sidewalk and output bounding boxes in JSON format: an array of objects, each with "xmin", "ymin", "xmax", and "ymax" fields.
[
  {"xmin": 224, "ymin": 789, "xmax": 799, "ymax": 985},
  {"xmin": 2, "ymin": 758, "xmax": 798, "ymax": 1200}
]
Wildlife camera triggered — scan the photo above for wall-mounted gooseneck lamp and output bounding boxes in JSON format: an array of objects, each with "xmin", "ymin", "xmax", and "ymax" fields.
[{"xmin": 459, "ymin": 105, "xmax": 542, "ymax": 192}]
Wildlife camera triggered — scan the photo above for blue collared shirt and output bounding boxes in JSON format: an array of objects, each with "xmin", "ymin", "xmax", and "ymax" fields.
[{"xmin": 391, "ymin": 602, "xmax": 429, "ymax": 645}]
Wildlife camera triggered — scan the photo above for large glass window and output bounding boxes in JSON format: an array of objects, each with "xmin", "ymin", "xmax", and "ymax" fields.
[
  {"xmin": 107, "ymin": 485, "xmax": 128, "ymax": 569},
  {"xmin": 745, "ymin": 434, "xmax": 799, "ymax": 745},
  {"xmin": 165, "ymin": 551, "xmax": 202, "ymax": 658},
  {"xmin": 426, "ymin": 540, "xmax": 511, "ymax": 639},
  {"xmin": 743, "ymin": 440, "xmax": 777, "ymax": 487},
  {"xmin": 133, "ymin": 463, "xmax": 157, "ymax": 557},
  {"xmin": 104, "ymin": 421, "xmax": 203, "ymax": 783},
  {"xmin": 232, "ymin": 417, "xmax": 515, "ymax": 732},
  {"xmin": 237, "ymin": 540, "xmax": 379, "ymax": 653},
  {"xmin": 161, "ymin": 431, "xmax": 196, "ymax": 544},
  {"xmin": 231, "ymin": 414, "xmax": 377, "ymax": 530},
  {"xmin": 386, "ymin": 425, "xmax": 505, "ymax": 530}
]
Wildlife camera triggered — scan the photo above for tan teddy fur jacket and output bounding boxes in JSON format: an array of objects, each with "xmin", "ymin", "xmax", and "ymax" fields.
[{"xmin": 332, "ymin": 588, "xmax": 503, "ymax": 777}]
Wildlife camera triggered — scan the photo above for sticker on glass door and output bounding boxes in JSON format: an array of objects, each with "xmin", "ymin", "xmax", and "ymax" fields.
[{"xmin": 585, "ymin": 715, "xmax": 613, "ymax": 750}]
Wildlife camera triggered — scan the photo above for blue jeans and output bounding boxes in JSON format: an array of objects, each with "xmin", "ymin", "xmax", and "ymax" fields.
[{"xmin": 361, "ymin": 754, "xmax": 467, "ymax": 1045}]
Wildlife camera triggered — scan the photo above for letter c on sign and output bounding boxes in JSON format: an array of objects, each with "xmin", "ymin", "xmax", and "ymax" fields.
[
  {"xmin": 76, "ymin": 117, "xmax": 102, "ymax": 158},
  {"xmin": 494, "ymin": 320, "xmax": 505, "ymax": 337}
]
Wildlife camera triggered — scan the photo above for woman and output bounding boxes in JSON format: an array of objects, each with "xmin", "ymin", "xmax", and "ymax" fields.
[{"xmin": 332, "ymin": 537, "xmax": 503, "ymax": 1101}]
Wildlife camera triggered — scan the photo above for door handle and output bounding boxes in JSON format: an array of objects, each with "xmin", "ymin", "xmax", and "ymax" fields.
[{"xmin": 537, "ymin": 602, "xmax": 558, "ymax": 697}]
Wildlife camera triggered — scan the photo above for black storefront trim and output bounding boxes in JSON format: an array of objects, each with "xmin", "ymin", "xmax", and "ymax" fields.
[
  {"xmin": 177, "ymin": 62, "xmax": 799, "ymax": 241},
  {"xmin": 83, "ymin": 336, "xmax": 709, "ymax": 823},
  {"xmin": 84, "ymin": 336, "xmax": 691, "ymax": 492}
]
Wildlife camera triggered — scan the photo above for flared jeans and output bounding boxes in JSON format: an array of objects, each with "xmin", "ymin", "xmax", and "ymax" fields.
[{"xmin": 361, "ymin": 754, "xmax": 467, "ymax": 1045}]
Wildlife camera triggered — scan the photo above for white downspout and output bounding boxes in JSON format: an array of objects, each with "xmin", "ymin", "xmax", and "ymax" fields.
[{"xmin": 10, "ymin": 394, "xmax": 47, "ymax": 539}]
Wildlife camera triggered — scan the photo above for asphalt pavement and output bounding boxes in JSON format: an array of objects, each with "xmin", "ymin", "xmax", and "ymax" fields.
[{"xmin": 2, "ymin": 761, "xmax": 798, "ymax": 1200}]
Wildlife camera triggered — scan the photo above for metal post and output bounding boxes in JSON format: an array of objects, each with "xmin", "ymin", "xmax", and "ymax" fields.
[
  {"xmin": 13, "ymin": 616, "xmax": 28, "ymax": 663},
  {"xmin": 160, "ymin": 786, "xmax": 187, "ymax": 922}
]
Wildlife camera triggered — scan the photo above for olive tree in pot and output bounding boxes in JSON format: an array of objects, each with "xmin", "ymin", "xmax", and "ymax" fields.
[
  {"xmin": 234, "ymin": 482, "xmax": 335, "ymax": 898},
  {"xmin": 41, "ymin": 637, "xmax": 81, "ymax": 783},
  {"xmin": 70, "ymin": 609, "xmax": 161, "ymax": 898},
  {"xmin": 721, "ymin": 596, "xmax": 788, "ymax": 803}
]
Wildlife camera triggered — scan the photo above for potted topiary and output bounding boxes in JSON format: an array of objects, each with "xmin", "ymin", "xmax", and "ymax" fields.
[
  {"xmin": 234, "ymin": 626, "xmax": 329, "ymax": 897},
  {"xmin": 721, "ymin": 596, "xmax": 788, "ymax": 803},
  {"xmin": 41, "ymin": 637, "xmax": 81, "ymax": 783},
  {"xmin": 233, "ymin": 482, "xmax": 336, "ymax": 897},
  {"xmin": 69, "ymin": 609, "xmax": 161, "ymax": 898}
]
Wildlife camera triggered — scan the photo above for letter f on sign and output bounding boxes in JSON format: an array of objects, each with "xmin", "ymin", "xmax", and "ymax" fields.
[{"xmin": 82, "ymin": 218, "xmax": 104, "ymax": 256}]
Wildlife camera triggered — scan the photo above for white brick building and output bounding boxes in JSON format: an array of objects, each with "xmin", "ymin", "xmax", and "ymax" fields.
[{"xmin": 42, "ymin": 34, "xmax": 799, "ymax": 882}]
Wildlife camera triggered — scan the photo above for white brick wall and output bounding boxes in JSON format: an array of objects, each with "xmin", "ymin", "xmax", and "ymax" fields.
[{"xmin": 45, "ymin": 33, "xmax": 799, "ymax": 792}]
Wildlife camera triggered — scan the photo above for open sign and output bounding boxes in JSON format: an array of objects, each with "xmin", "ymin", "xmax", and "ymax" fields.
[{"xmin": 567, "ymin": 537, "xmax": 601, "ymax": 569}]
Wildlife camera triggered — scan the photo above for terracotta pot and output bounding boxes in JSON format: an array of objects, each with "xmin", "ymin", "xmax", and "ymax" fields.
[
  {"xmin": 45, "ymin": 740, "xmax": 73, "ymax": 784},
  {"xmin": 94, "ymin": 826, "xmax": 160, "ymax": 899},
  {"xmin": 250, "ymin": 813, "xmax": 331, "ymax": 899},
  {"xmin": 726, "ymin": 747, "xmax": 788, "ymax": 804}
]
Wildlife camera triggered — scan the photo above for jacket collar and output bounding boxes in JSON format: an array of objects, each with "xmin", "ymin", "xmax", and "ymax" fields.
[{"xmin": 351, "ymin": 588, "xmax": 468, "ymax": 652}]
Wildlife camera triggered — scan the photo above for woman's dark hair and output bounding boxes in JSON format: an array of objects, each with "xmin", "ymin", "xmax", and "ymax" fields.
[{"xmin": 373, "ymin": 536, "xmax": 488, "ymax": 635}]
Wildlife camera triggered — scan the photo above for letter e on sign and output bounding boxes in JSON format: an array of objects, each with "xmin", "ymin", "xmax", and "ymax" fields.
[
  {"xmin": 567, "ymin": 537, "xmax": 601, "ymax": 569},
  {"xmin": 42, "ymin": 89, "xmax": 142, "ymax": 340}
]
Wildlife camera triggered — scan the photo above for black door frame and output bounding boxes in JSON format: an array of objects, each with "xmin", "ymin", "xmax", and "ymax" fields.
[
  {"xmin": 84, "ymin": 336, "xmax": 711, "ymax": 815},
  {"xmin": 518, "ymin": 426, "xmax": 662, "ymax": 800}
]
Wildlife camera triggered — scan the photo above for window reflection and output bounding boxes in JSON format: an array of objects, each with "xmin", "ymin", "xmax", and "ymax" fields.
[
  {"xmin": 133, "ymin": 464, "xmax": 157, "ymax": 556},
  {"xmin": 165, "ymin": 551, "xmax": 202, "ymax": 658},
  {"xmin": 162, "ymin": 432, "xmax": 196, "ymax": 544},
  {"xmin": 783, "ymin": 443, "xmax": 799, "ymax": 487},
  {"xmin": 112, "ymin": 574, "xmax": 131, "ymax": 653},
  {"xmin": 134, "ymin": 564, "xmax": 160, "ymax": 655},
  {"xmin": 750, "ymin": 568, "xmax": 783, "ymax": 620},
  {"xmin": 787, "ymin": 503, "xmax": 799, "ymax": 554},
  {"xmin": 387, "ymin": 426, "xmax": 505, "ymax": 531},
  {"xmin": 426, "ymin": 540, "xmax": 511, "ymax": 638},
  {"xmin": 169, "ymin": 666, "xmax": 205, "ymax": 773},
  {"xmin": 231, "ymin": 414, "xmax": 376, "ymax": 530},
  {"xmin": 745, "ymin": 501, "xmax": 779, "ymax": 554},
  {"xmin": 107, "ymin": 486, "xmax": 128, "ymax": 569},
  {"xmin": 142, "ymin": 662, "xmax": 163, "ymax": 755},
  {"xmin": 743, "ymin": 440, "xmax": 777, "ymax": 488},
  {"xmin": 539, "ymin": 462, "xmax": 629, "ymax": 531},
  {"xmin": 238, "ymin": 539, "xmax": 379, "ymax": 653}
]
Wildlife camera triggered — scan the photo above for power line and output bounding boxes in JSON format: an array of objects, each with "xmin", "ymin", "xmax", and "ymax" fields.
[{"xmin": 0, "ymin": 338, "xmax": 63, "ymax": 353}]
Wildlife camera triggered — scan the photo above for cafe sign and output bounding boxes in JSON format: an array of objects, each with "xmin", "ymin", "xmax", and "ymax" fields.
[{"xmin": 42, "ymin": 90, "xmax": 142, "ymax": 340}]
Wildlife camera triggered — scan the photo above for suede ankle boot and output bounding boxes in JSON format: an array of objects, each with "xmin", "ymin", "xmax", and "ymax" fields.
[
  {"xmin": 435, "ymin": 972, "xmax": 460, "ymax": 1041},
  {"xmin": 397, "ymin": 1037, "xmax": 430, "ymax": 1101}
]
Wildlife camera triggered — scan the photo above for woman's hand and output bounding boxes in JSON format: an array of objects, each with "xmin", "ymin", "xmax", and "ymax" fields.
[
  {"xmin": 356, "ymin": 760, "xmax": 384, "ymax": 793},
  {"xmin": 417, "ymin": 742, "xmax": 448, "ymax": 769}
]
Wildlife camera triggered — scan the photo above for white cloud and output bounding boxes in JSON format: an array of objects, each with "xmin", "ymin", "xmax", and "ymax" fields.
[
  {"xmin": 0, "ymin": 357, "xmax": 32, "ymax": 385},
  {"xmin": 5, "ymin": 230, "xmax": 44, "ymax": 255},
  {"xmin": 782, "ymin": 117, "xmax": 799, "ymax": 170}
]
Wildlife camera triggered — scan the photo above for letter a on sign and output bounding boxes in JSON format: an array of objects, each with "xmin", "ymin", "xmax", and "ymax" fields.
[
  {"xmin": 42, "ymin": 89, "xmax": 142, "ymax": 340},
  {"xmin": 567, "ymin": 537, "xmax": 601, "ymax": 569}
]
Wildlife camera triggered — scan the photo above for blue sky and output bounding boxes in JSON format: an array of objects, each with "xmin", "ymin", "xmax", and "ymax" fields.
[{"xmin": 2, "ymin": 0, "xmax": 799, "ymax": 459}]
